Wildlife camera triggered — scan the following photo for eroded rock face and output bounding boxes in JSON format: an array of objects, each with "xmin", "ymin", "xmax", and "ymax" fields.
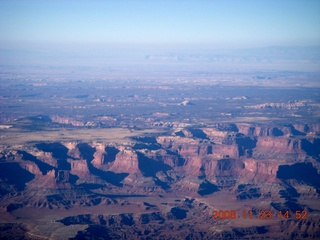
[
  {"xmin": 1, "ymin": 123, "xmax": 319, "ymax": 193},
  {"xmin": 109, "ymin": 147, "xmax": 139, "ymax": 173},
  {"xmin": 252, "ymin": 137, "xmax": 304, "ymax": 160},
  {"xmin": 0, "ymin": 123, "xmax": 319, "ymax": 239}
]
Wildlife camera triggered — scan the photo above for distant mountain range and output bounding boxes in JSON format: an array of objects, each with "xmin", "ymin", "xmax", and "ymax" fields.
[{"xmin": 1, "ymin": 45, "xmax": 319, "ymax": 71}]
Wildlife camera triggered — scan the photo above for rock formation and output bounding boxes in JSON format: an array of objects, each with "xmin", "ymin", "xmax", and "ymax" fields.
[{"xmin": 0, "ymin": 122, "xmax": 319, "ymax": 239}]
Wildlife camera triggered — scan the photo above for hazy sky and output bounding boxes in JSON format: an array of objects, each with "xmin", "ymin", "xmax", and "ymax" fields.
[{"xmin": 1, "ymin": 0, "xmax": 320, "ymax": 50}]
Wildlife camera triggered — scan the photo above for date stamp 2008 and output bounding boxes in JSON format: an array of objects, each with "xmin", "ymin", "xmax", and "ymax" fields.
[{"xmin": 212, "ymin": 210, "xmax": 307, "ymax": 220}]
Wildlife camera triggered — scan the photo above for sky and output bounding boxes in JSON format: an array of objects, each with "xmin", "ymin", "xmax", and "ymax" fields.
[{"xmin": 0, "ymin": 0, "xmax": 320, "ymax": 51}]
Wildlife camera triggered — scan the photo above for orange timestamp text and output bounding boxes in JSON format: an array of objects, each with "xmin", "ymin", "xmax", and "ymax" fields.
[{"xmin": 212, "ymin": 209, "xmax": 307, "ymax": 220}]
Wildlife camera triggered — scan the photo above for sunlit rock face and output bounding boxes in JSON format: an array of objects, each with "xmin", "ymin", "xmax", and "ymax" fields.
[
  {"xmin": 0, "ymin": 123, "xmax": 319, "ymax": 239},
  {"xmin": 1, "ymin": 123, "xmax": 319, "ymax": 191}
]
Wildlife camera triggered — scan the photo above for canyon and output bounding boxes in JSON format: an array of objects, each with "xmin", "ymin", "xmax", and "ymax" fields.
[
  {"xmin": 0, "ymin": 72, "xmax": 319, "ymax": 239},
  {"xmin": 1, "ymin": 122, "xmax": 319, "ymax": 239}
]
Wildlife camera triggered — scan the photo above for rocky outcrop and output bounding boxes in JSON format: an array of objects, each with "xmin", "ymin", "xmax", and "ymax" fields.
[
  {"xmin": 69, "ymin": 160, "xmax": 90, "ymax": 176},
  {"xmin": 245, "ymin": 100, "xmax": 308, "ymax": 109},
  {"xmin": 252, "ymin": 137, "xmax": 305, "ymax": 160},
  {"xmin": 108, "ymin": 147, "xmax": 139, "ymax": 173},
  {"xmin": 90, "ymin": 143, "xmax": 106, "ymax": 168},
  {"xmin": 65, "ymin": 142, "xmax": 82, "ymax": 159},
  {"xmin": 237, "ymin": 123, "xmax": 320, "ymax": 137},
  {"xmin": 50, "ymin": 115, "xmax": 85, "ymax": 126}
]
